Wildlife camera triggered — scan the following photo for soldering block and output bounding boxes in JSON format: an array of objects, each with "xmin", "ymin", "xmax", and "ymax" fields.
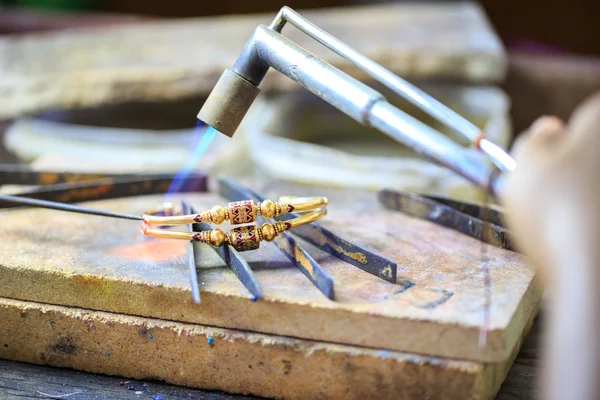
[
  {"xmin": 0, "ymin": 297, "xmax": 535, "ymax": 400},
  {"xmin": 0, "ymin": 187, "xmax": 541, "ymax": 398},
  {"xmin": 0, "ymin": 188, "xmax": 540, "ymax": 360}
]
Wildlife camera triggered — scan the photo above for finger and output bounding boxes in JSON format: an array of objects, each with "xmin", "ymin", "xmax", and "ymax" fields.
[
  {"xmin": 511, "ymin": 116, "xmax": 566, "ymax": 161},
  {"xmin": 567, "ymin": 91, "xmax": 600, "ymax": 139}
]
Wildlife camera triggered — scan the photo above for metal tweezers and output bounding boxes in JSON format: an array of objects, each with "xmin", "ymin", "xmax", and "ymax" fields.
[{"xmin": 378, "ymin": 188, "xmax": 515, "ymax": 251}]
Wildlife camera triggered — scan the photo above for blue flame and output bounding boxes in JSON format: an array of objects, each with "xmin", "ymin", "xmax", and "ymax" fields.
[{"xmin": 166, "ymin": 120, "xmax": 217, "ymax": 196}]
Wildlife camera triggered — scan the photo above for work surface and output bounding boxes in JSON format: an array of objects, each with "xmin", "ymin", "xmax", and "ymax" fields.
[
  {"xmin": 0, "ymin": 187, "xmax": 538, "ymax": 362},
  {"xmin": 0, "ymin": 182, "xmax": 540, "ymax": 399},
  {"xmin": 0, "ymin": 315, "xmax": 540, "ymax": 399}
]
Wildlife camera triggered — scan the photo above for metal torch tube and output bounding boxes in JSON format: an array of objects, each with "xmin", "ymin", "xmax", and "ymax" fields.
[
  {"xmin": 251, "ymin": 26, "xmax": 494, "ymax": 189},
  {"xmin": 252, "ymin": 26, "xmax": 384, "ymax": 124},
  {"xmin": 269, "ymin": 6, "xmax": 516, "ymax": 173},
  {"xmin": 368, "ymin": 102, "xmax": 493, "ymax": 188}
]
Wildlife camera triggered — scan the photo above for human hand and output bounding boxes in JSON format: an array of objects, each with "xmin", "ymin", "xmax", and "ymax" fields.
[
  {"xmin": 502, "ymin": 93, "xmax": 600, "ymax": 283},
  {"xmin": 502, "ymin": 92, "xmax": 600, "ymax": 400}
]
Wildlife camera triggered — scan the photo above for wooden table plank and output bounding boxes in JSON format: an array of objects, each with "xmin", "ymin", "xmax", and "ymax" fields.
[
  {"xmin": 496, "ymin": 315, "xmax": 541, "ymax": 400},
  {"xmin": 0, "ymin": 315, "xmax": 541, "ymax": 399},
  {"xmin": 0, "ymin": 358, "xmax": 256, "ymax": 399}
]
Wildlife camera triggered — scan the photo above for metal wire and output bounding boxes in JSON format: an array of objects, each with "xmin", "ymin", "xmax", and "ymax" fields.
[{"xmin": 0, "ymin": 194, "xmax": 143, "ymax": 221}]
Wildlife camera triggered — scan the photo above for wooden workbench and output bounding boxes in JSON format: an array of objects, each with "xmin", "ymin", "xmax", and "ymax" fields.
[
  {"xmin": 0, "ymin": 183, "xmax": 540, "ymax": 399},
  {"xmin": 0, "ymin": 315, "xmax": 541, "ymax": 399}
]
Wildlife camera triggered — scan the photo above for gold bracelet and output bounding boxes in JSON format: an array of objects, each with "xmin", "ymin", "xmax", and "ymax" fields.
[
  {"xmin": 143, "ymin": 196, "xmax": 328, "ymax": 226},
  {"xmin": 141, "ymin": 209, "xmax": 326, "ymax": 252}
]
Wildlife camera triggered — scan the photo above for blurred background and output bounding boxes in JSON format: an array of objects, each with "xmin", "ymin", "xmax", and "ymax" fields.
[
  {"xmin": 1, "ymin": 0, "xmax": 599, "ymax": 202},
  {"xmin": 2, "ymin": 0, "xmax": 599, "ymax": 56}
]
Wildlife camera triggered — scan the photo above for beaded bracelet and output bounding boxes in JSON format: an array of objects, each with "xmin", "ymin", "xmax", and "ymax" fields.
[
  {"xmin": 141, "ymin": 209, "xmax": 326, "ymax": 252},
  {"xmin": 142, "ymin": 196, "xmax": 327, "ymax": 227}
]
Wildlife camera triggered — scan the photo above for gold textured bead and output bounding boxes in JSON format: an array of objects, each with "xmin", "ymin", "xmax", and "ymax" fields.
[
  {"xmin": 260, "ymin": 223, "xmax": 276, "ymax": 241},
  {"xmin": 210, "ymin": 229, "xmax": 226, "ymax": 247},
  {"xmin": 260, "ymin": 199, "xmax": 276, "ymax": 219},
  {"xmin": 200, "ymin": 231, "xmax": 211, "ymax": 244},
  {"xmin": 210, "ymin": 205, "xmax": 227, "ymax": 224},
  {"xmin": 201, "ymin": 210, "xmax": 211, "ymax": 223},
  {"xmin": 273, "ymin": 221, "xmax": 287, "ymax": 235}
]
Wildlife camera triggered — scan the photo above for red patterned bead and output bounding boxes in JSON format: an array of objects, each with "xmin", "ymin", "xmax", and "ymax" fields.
[
  {"xmin": 228, "ymin": 200, "xmax": 256, "ymax": 225},
  {"xmin": 231, "ymin": 225, "xmax": 260, "ymax": 252}
]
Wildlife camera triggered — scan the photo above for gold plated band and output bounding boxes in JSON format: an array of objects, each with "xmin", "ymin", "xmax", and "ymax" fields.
[
  {"xmin": 141, "ymin": 209, "xmax": 326, "ymax": 252},
  {"xmin": 143, "ymin": 196, "xmax": 328, "ymax": 226}
]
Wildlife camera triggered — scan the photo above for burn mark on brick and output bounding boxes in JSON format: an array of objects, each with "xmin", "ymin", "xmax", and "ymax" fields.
[
  {"xmin": 46, "ymin": 334, "xmax": 77, "ymax": 355},
  {"xmin": 282, "ymin": 360, "xmax": 292, "ymax": 375}
]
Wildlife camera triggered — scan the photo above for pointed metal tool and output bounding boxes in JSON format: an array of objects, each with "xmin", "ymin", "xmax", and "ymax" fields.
[
  {"xmin": 219, "ymin": 177, "xmax": 397, "ymax": 284},
  {"xmin": 378, "ymin": 189, "xmax": 515, "ymax": 251},
  {"xmin": 188, "ymin": 204, "xmax": 263, "ymax": 301},
  {"xmin": 219, "ymin": 178, "xmax": 334, "ymax": 299},
  {"xmin": 181, "ymin": 200, "xmax": 201, "ymax": 304},
  {"xmin": 0, "ymin": 172, "xmax": 207, "ymax": 219},
  {"xmin": 0, "ymin": 173, "xmax": 207, "ymax": 208},
  {"xmin": 251, "ymin": 187, "xmax": 397, "ymax": 283}
]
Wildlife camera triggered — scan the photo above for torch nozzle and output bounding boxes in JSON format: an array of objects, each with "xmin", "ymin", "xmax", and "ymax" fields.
[{"xmin": 196, "ymin": 69, "xmax": 261, "ymax": 138}]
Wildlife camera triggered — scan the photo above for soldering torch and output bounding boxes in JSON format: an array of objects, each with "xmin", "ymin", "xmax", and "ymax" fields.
[{"xmin": 196, "ymin": 6, "xmax": 515, "ymax": 195}]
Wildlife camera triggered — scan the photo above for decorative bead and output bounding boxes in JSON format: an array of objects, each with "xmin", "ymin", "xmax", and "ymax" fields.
[
  {"xmin": 201, "ymin": 210, "xmax": 211, "ymax": 223},
  {"xmin": 228, "ymin": 200, "xmax": 256, "ymax": 225},
  {"xmin": 197, "ymin": 230, "xmax": 210, "ymax": 243},
  {"xmin": 260, "ymin": 199, "xmax": 276, "ymax": 219},
  {"xmin": 260, "ymin": 223, "xmax": 276, "ymax": 241},
  {"xmin": 231, "ymin": 226, "xmax": 260, "ymax": 252},
  {"xmin": 210, "ymin": 229, "xmax": 226, "ymax": 247},
  {"xmin": 273, "ymin": 221, "xmax": 287, "ymax": 235},
  {"xmin": 210, "ymin": 205, "xmax": 227, "ymax": 224}
]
